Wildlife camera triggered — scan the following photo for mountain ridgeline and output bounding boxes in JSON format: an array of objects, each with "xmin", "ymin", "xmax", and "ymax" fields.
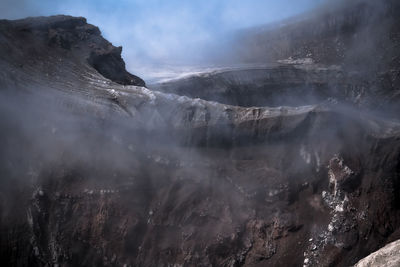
[{"xmin": 153, "ymin": 0, "xmax": 400, "ymax": 116}]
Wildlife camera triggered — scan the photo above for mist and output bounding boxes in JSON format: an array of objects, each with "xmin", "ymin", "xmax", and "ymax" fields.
[{"xmin": 1, "ymin": 0, "xmax": 400, "ymax": 266}]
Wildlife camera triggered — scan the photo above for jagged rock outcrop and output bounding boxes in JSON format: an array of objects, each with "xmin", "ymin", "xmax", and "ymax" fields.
[{"xmin": 0, "ymin": 15, "xmax": 145, "ymax": 87}]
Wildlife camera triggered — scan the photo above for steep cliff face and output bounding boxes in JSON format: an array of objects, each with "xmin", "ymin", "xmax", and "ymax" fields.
[
  {"xmin": 0, "ymin": 15, "xmax": 145, "ymax": 88},
  {"xmin": 150, "ymin": 0, "xmax": 400, "ymax": 116},
  {"xmin": 228, "ymin": 0, "xmax": 400, "ymax": 68},
  {"xmin": 153, "ymin": 0, "xmax": 400, "ymax": 114},
  {"xmin": 151, "ymin": 64, "xmax": 369, "ymax": 108},
  {"xmin": 1, "ymin": 11, "xmax": 400, "ymax": 267}
]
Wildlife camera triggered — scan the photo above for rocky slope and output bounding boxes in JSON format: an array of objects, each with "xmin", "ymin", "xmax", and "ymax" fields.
[
  {"xmin": 152, "ymin": 0, "xmax": 400, "ymax": 116},
  {"xmin": 151, "ymin": 64, "xmax": 364, "ymax": 108},
  {"xmin": 0, "ymin": 15, "xmax": 145, "ymax": 89},
  {"xmin": 227, "ymin": 0, "xmax": 400, "ymax": 68},
  {"xmin": 0, "ymin": 11, "xmax": 400, "ymax": 267}
]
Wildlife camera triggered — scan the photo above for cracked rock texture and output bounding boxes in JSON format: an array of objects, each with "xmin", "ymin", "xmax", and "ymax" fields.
[{"xmin": 354, "ymin": 239, "xmax": 400, "ymax": 267}]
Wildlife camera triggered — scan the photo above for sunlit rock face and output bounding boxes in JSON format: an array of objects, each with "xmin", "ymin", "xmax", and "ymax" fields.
[
  {"xmin": 0, "ymin": 3, "xmax": 400, "ymax": 267},
  {"xmin": 354, "ymin": 239, "xmax": 400, "ymax": 267}
]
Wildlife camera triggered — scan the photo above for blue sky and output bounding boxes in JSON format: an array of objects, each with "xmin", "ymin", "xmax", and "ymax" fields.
[{"xmin": 1, "ymin": 0, "xmax": 326, "ymax": 72}]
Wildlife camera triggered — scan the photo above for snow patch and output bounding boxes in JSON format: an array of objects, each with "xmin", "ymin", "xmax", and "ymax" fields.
[
  {"xmin": 300, "ymin": 145, "xmax": 312, "ymax": 164},
  {"xmin": 278, "ymin": 57, "xmax": 314, "ymax": 65}
]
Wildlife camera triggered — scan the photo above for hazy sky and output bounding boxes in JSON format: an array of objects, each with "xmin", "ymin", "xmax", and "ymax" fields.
[{"xmin": 0, "ymin": 0, "xmax": 326, "ymax": 73}]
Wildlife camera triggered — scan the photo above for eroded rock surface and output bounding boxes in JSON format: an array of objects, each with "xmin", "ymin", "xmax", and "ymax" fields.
[
  {"xmin": 0, "ymin": 15, "xmax": 145, "ymax": 87},
  {"xmin": 354, "ymin": 239, "xmax": 400, "ymax": 267}
]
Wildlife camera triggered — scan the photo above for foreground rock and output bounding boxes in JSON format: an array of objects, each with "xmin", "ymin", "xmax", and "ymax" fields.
[{"xmin": 354, "ymin": 240, "xmax": 400, "ymax": 267}]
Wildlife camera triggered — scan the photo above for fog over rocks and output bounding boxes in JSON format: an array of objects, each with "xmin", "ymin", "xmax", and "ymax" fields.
[{"xmin": 0, "ymin": 1, "xmax": 400, "ymax": 266}]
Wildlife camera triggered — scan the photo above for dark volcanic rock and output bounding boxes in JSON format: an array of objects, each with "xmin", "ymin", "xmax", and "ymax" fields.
[
  {"xmin": 87, "ymin": 46, "xmax": 145, "ymax": 86},
  {"xmin": 227, "ymin": 0, "xmax": 400, "ymax": 68},
  {"xmin": 151, "ymin": 65, "xmax": 367, "ymax": 108},
  {"xmin": 0, "ymin": 8, "xmax": 400, "ymax": 267},
  {"xmin": 0, "ymin": 15, "xmax": 145, "ymax": 87},
  {"xmin": 153, "ymin": 0, "xmax": 400, "ymax": 114}
]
